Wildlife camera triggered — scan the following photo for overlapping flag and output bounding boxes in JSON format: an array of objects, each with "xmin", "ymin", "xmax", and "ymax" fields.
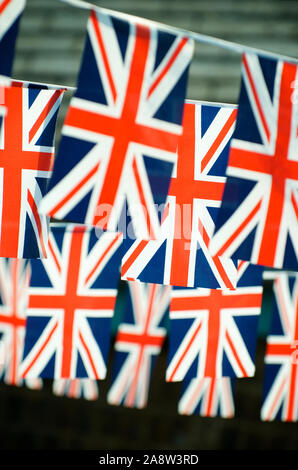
[
  {"xmin": 121, "ymin": 101, "xmax": 238, "ymax": 289},
  {"xmin": 21, "ymin": 224, "xmax": 123, "ymax": 379},
  {"xmin": 107, "ymin": 281, "xmax": 171, "ymax": 409},
  {"xmin": 0, "ymin": 0, "xmax": 297, "ymax": 423},
  {"xmin": 0, "ymin": 83, "xmax": 66, "ymax": 258},
  {"xmin": 166, "ymin": 262, "xmax": 264, "ymax": 381},
  {"xmin": 0, "ymin": 258, "xmax": 42, "ymax": 390},
  {"xmin": 178, "ymin": 377, "xmax": 235, "ymax": 418},
  {"xmin": 0, "ymin": 0, "xmax": 26, "ymax": 80},
  {"xmin": 261, "ymin": 272, "xmax": 298, "ymax": 422},
  {"xmin": 52, "ymin": 378, "xmax": 99, "ymax": 400},
  {"xmin": 210, "ymin": 53, "xmax": 298, "ymax": 271},
  {"xmin": 39, "ymin": 7, "xmax": 194, "ymax": 240}
]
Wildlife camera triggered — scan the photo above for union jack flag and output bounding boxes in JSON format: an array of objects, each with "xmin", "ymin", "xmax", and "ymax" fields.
[
  {"xmin": 210, "ymin": 53, "xmax": 298, "ymax": 271},
  {"xmin": 39, "ymin": 8, "xmax": 194, "ymax": 239},
  {"xmin": 0, "ymin": 0, "xmax": 26, "ymax": 79},
  {"xmin": 0, "ymin": 83, "xmax": 65, "ymax": 258},
  {"xmin": 52, "ymin": 378, "xmax": 99, "ymax": 401},
  {"xmin": 166, "ymin": 261, "xmax": 264, "ymax": 381},
  {"xmin": 178, "ymin": 377, "xmax": 235, "ymax": 418},
  {"xmin": 261, "ymin": 272, "xmax": 298, "ymax": 422},
  {"xmin": 21, "ymin": 224, "xmax": 123, "ymax": 379},
  {"xmin": 121, "ymin": 101, "xmax": 238, "ymax": 288},
  {"xmin": 0, "ymin": 258, "xmax": 42, "ymax": 390},
  {"xmin": 107, "ymin": 281, "xmax": 171, "ymax": 409}
]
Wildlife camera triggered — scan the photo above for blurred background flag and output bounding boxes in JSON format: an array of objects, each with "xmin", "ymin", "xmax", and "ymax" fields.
[
  {"xmin": 261, "ymin": 272, "xmax": 298, "ymax": 422},
  {"xmin": 107, "ymin": 281, "xmax": 171, "ymax": 409},
  {"xmin": 178, "ymin": 377, "xmax": 235, "ymax": 418},
  {"xmin": 0, "ymin": 258, "xmax": 42, "ymax": 391}
]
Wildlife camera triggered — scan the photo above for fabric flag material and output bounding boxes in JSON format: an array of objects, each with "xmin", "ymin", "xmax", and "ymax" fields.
[
  {"xmin": 0, "ymin": 258, "xmax": 42, "ymax": 390},
  {"xmin": 39, "ymin": 8, "xmax": 194, "ymax": 239},
  {"xmin": 0, "ymin": 0, "xmax": 26, "ymax": 79},
  {"xmin": 52, "ymin": 378, "xmax": 98, "ymax": 400},
  {"xmin": 0, "ymin": 82, "xmax": 65, "ymax": 258},
  {"xmin": 21, "ymin": 224, "xmax": 123, "ymax": 379},
  {"xmin": 166, "ymin": 261, "xmax": 264, "ymax": 381},
  {"xmin": 107, "ymin": 281, "xmax": 171, "ymax": 409},
  {"xmin": 261, "ymin": 272, "xmax": 298, "ymax": 422},
  {"xmin": 121, "ymin": 101, "xmax": 238, "ymax": 289},
  {"xmin": 178, "ymin": 377, "xmax": 235, "ymax": 418},
  {"xmin": 210, "ymin": 53, "xmax": 298, "ymax": 271}
]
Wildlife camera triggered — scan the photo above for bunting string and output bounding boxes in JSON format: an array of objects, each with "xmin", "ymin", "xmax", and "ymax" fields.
[
  {"xmin": 11, "ymin": 0, "xmax": 297, "ymax": 95},
  {"xmin": 59, "ymin": 0, "xmax": 298, "ymax": 65}
]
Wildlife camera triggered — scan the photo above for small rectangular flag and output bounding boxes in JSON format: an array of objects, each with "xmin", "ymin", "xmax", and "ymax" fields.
[
  {"xmin": 166, "ymin": 261, "xmax": 264, "ymax": 381},
  {"xmin": 107, "ymin": 281, "xmax": 171, "ymax": 409},
  {"xmin": 0, "ymin": 82, "xmax": 66, "ymax": 258},
  {"xmin": 210, "ymin": 53, "xmax": 298, "ymax": 271},
  {"xmin": 39, "ymin": 7, "xmax": 194, "ymax": 239},
  {"xmin": 121, "ymin": 101, "xmax": 238, "ymax": 289},
  {"xmin": 0, "ymin": 0, "xmax": 26, "ymax": 79},
  {"xmin": 0, "ymin": 258, "xmax": 42, "ymax": 390},
  {"xmin": 178, "ymin": 377, "xmax": 235, "ymax": 418},
  {"xmin": 21, "ymin": 224, "xmax": 123, "ymax": 379},
  {"xmin": 52, "ymin": 378, "xmax": 98, "ymax": 401},
  {"xmin": 261, "ymin": 272, "xmax": 298, "ymax": 422}
]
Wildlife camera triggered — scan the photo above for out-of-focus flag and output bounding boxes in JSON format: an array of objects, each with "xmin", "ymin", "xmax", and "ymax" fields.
[
  {"xmin": 0, "ymin": 0, "xmax": 26, "ymax": 80},
  {"xmin": 21, "ymin": 224, "xmax": 123, "ymax": 379},
  {"xmin": 210, "ymin": 54, "xmax": 298, "ymax": 271},
  {"xmin": 39, "ymin": 8, "xmax": 194, "ymax": 239},
  {"xmin": 52, "ymin": 378, "xmax": 98, "ymax": 401},
  {"xmin": 178, "ymin": 377, "xmax": 235, "ymax": 418},
  {"xmin": 261, "ymin": 272, "xmax": 298, "ymax": 422},
  {"xmin": 166, "ymin": 261, "xmax": 264, "ymax": 382},
  {"xmin": 121, "ymin": 101, "xmax": 238, "ymax": 288},
  {"xmin": 0, "ymin": 258, "xmax": 42, "ymax": 390},
  {"xmin": 107, "ymin": 281, "xmax": 171, "ymax": 409}
]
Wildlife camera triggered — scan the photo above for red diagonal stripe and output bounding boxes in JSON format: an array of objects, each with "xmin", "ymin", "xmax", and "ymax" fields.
[
  {"xmin": 78, "ymin": 331, "xmax": 100, "ymax": 380},
  {"xmin": 29, "ymin": 90, "xmax": 63, "ymax": 144},
  {"xmin": 215, "ymin": 198, "xmax": 262, "ymax": 257},
  {"xmin": 48, "ymin": 161, "xmax": 100, "ymax": 218},
  {"xmin": 201, "ymin": 109, "xmax": 237, "ymax": 172},
  {"xmin": 90, "ymin": 9, "xmax": 117, "ymax": 103},
  {"xmin": 85, "ymin": 232, "xmax": 122, "ymax": 285},
  {"xmin": 147, "ymin": 37, "xmax": 189, "ymax": 98},
  {"xmin": 243, "ymin": 54, "xmax": 270, "ymax": 142},
  {"xmin": 168, "ymin": 320, "xmax": 202, "ymax": 382},
  {"xmin": 225, "ymin": 330, "xmax": 248, "ymax": 377},
  {"xmin": 121, "ymin": 240, "xmax": 149, "ymax": 277},
  {"xmin": 22, "ymin": 320, "xmax": 58, "ymax": 378},
  {"xmin": 0, "ymin": 0, "xmax": 11, "ymax": 15}
]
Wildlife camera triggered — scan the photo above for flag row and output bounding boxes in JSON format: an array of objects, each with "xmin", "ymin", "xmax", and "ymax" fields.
[
  {"xmin": 0, "ymin": 0, "xmax": 297, "ymax": 424},
  {"xmin": 0, "ymin": 0, "xmax": 297, "ymax": 275},
  {"xmin": 0, "ymin": 250, "xmax": 297, "ymax": 422}
]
